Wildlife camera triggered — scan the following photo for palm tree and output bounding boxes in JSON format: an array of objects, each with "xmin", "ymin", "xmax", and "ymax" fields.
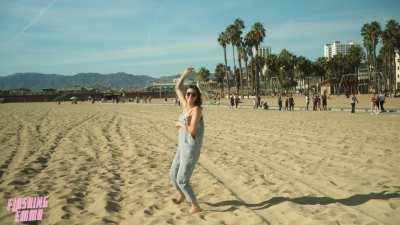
[
  {"xmin": 315, "ymin": 57, "xmax": 328, "ymax": 82},
  {"xmin": 214, "ymin": 63, "xmax": 226, "ymax": 96},
  {"xmin": 244, "ymin": 31, "xmax": 256, "ymax": 94},
  {"xmin": 218, "ymin": 31, "xmax": 230, "ymax": 96},
  {"xmin": 347, "ymin": 45, "xmax": 364, "ymax": 73},
  {"xmin": 250, "ymin": 22, "xmax": 266, "ymax": 97},
  {"xmin": 295, "ymin": 56, "xmax": 312, "ymax": 93},
  {"xmin": 264, "ymin": 54, "xmax": 279, "ymax": 93},
  {"xmin": 226, "ymin": 24, "xmax": 238, "ymax": 85},
  {"xmin": 361, "ymin": 21, "xmax": 381, "ymax": 72},
  {"xmin": 240, "ymin": 39, "xmax": 249, "ymax": 92},
  {"xmin": 196, "ymin": 67, "xmax": 210, "ymax": 82},
  {"xmin": 233, "ymin": 18, "xmax": 245, "ymax": 95},
  {"xmin": 381, "ymin": 19, "xmax": 400, "ymax": 92}
]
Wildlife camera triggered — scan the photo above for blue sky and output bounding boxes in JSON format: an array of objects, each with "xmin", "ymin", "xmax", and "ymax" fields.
[{"xmin": 0, "ymin": 0, "xmax": 399, "ymax": 77}]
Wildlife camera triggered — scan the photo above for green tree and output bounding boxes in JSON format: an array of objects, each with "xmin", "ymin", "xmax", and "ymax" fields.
[
  {"xmin": 346, "ymin": 45, "xmax": 365, "ymax": 73},
  {"xmin": 361, "ymin": 21, "xmax": 382, "ymax": 72},
  {"xmin": 295, "ymin": 56, "xmax": 313, "ymax": 92},
  {"xmin": 218, "ymin": 31, "xmax": 230, "ymax": 96},
  {"xmin": 381, "ymin": 19, "xmax": 400, "ymax": 91},
  {"xmin": 214, "ymin": 63, "xmax": 226, "ymax": 96},
  {"xmin": 244, "ymin": 31, "xmax": 256, "ymax": 93},
  {"xmin": 196, "ymin": 67, "xmax": 210, "ymax": 82},
  {"xmin": 264, "ymin": 54, "xmax": 280, "ymax": 93},
  {"xmin": 233, "ymin": 18, "xmax": 245, "ymax": 95},
  {"xmin": 250, "ymin": 22, "xmax": 266, "ymax": 97}
]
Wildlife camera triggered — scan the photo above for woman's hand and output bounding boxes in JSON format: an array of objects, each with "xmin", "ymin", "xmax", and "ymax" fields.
[
  {"xmin": 175, "ymin": 121, "xmax": 184, "ymax": 129},
  {"xmin": 181, "ymin": 66, "xmax": 194, "ymax": 78}
]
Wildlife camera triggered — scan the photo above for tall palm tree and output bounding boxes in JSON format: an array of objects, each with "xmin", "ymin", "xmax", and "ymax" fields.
[
  {"xmin": 226, "ymin": 24, "xmax": 237, "ymax": 88},
  {"xmin": 196, "ymin": 67, "xmax": 210, "ymax": 82},
  {"xmin": 233, "ymin": 18, "xmax": 245, "ymax": 95},
  {"xmin": 244, "ymin": 31, "xmax": 256, "ymax": 94},
  {"xmin": 362, "ymin": 21, "xmax": 382, "ymax": 91},
  {"xmin": 347, "ymin": 45, "xmax": 364, "ymax": 73},
  {"xmin": 240, "ymin": 39, "xmax": 249, "ymax": 91},
  {"xmin": 218, "ymin": 31, "xmax": 230, "ymax": 96},
  {"xmin": 381, "ymin": 19, "xmax": 400, "ymax": 92},
  {"xmin": 250, "ymin": 22, "xmax": 266, "ymax": 97},
  {"xmin": 361, "ymin": 21, "xmax": 381, "ymax": 72},
  {"xmin": 214, "ymin": 63, "xmax": 226, "ymax": 96}
]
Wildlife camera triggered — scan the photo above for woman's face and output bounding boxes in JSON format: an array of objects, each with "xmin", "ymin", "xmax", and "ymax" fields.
[{"xmin": 185, "ymin": 88, "xmax": 197, "ymax": 106}]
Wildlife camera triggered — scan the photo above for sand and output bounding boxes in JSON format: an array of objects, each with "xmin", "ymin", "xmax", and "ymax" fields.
[{"xmin": 0, "ymin": 102, "xmax": 399, "ymax": 225}]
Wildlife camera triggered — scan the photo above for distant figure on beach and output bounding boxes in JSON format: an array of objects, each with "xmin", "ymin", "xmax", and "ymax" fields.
[
  {"xmin": 317, "ymin": 95, "xmax": 321, "ymax": 111},
  {"xmin": 278, "ymin": 95, "xmax": 283, "ymax": 111},
  {"xmin": 230, "ymin": 95, "xmax": 235, "ymax": 109},
  {"xmin": 350, "ymin": 94, "xmax": 359, "ymax": 113},
  {"xmin": 288, "ymin": 95, "xmax": 294, "ymax": 111},
  {"xmin": 262, "ymin": 101, "xmax": 269, "ymax": 109},
  {"xmin": 322, "ymin": 94, "xmax": 327, "ymax": 111},
  {"xmin": 305, "ymin": 94, "xmax": 309, "ymax": 111},
  {"xmin": 170, "ymin": 66, "xmax": 204, "ymax": 214},
  {"xmin": 370, "ymin": 94, "xmax": 378, "ymax": 114},
  {"xmin": 284, "ymin": 97, "xmax": 289, "ymax": 111},
  {"xmin": 234, "ymin": 94, "xmax": 240, "ymax": 108},
  {"xmin": 379, "ymin": 92, "xmax": 385, "ymax": 112},
  {"xmin": 312, "ymin": 94, "xmax": 317, "ymax": 111}
]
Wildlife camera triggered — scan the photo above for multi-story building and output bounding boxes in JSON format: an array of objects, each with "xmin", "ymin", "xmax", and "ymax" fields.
[
  {"xmin": 324, "ymin": 41, "xmax": 358, "ymax": 59},
  {"xmin": 396, "ymin": 50, "xmax": 400, "ymax": 90}
]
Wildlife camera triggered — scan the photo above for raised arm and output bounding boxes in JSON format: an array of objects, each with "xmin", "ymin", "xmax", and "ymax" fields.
[{"xmin": 175, "ymin": 67, "xmax": 194, "ymax": 109}]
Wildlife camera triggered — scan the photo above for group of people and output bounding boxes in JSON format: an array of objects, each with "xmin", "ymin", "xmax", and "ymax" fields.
[
  {"xmin": 305, "ymin": 93, "xmax": 328, "ymax": 111},
  {"xmin": 229, "ymin": 94, "xmax": 241, "ymax": 109},
  {"xmin": 128, "ymin": 96, "xmax": 152, "ymax": 103},
  {"xmin": 370, "ymin": 92, "xmax": 386, "ymax": 114},
  {"xmin": 277, "ymin": 95, "xmax": 295, "ymax": 111}
]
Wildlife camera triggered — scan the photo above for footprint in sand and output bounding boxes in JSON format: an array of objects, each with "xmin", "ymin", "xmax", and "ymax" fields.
[
  {"xmin": 143, "ymin": 204, "xmax": 160, "ymax": 216},
  {"xmin": 389, "ymin": 201, "xmax": 399, "ymax": 210}
]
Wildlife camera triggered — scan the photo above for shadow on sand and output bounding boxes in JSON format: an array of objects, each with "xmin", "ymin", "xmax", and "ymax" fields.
[{"xmin": 202, "ymin": 191, "xmax": 400, "ymax": 212}]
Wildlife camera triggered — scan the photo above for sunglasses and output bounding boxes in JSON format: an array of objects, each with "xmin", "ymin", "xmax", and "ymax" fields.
[{"xmin": 186, "ymin": 92, "xmax": 197, "ymax": 97}]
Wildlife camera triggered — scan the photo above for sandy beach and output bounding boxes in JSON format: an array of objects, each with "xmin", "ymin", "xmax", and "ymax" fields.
[{"xmin": 0, "ymin": 102, "xmax": 399, "ymax": 225}]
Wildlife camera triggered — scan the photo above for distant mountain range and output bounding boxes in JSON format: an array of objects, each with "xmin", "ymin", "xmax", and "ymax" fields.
[{"xmin": 0, "ymin": 72, "xmax": 158, "ymax": 91}]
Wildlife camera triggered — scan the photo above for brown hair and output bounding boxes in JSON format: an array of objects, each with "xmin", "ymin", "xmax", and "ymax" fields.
[{"xmin": 186, "ymin": 85, "xmax": 202, "ymax": 107}]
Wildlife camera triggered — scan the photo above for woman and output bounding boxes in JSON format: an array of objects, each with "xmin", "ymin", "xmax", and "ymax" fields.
[{"xmin": 170, "ymin": 66, "xmax": 204, "ymax": 213}]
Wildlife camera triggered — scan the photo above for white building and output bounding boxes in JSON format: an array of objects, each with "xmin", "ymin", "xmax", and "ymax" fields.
[
  {"xmin": 253, "ymin": 46, "xmax": 271, "ymax": 58},
  {"xmin": 324, "ymin": 41, "xmax": 358, "ymax": 59},
  {"xmin": 396, "ymin": 50, "xmax": 400, "ymax": 90}
]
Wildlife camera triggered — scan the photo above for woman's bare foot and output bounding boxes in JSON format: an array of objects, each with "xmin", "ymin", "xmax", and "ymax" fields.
[
  {"xmin": 190, "ymin": 202, "xmax": 202, "ymax": 214},
  {"xmin": 172, "ymin": 193, "xmax": 185, "ymax": 204}
]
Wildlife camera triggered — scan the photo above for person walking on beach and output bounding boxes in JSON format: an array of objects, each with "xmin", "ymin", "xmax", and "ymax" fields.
[
  {"xmin": 170, "ymin": 66, "xmax": 204, "ymax": 214},
  {"xmin": 230, "ymin": 95, "xmax": 235, "ymax": 109},
  {"xmin": 284, "ymin": 97, "xmax": 289, "ymax": 111},
  {"xmin": 379, "ymin": 92, "xmax": 385, "ymax": 112},
  {"xmin": 350, "ymin": 94, "xmax": 359, "ymax": 113},
  {"xmin": 278, "ymin": 95, "xmax": 283, "ymax": 111},
  {"xmin": 312, "ymin": 94, "xmax": 317, "ymax": 111},
  {"xmin": 322, "ymin": 93, "xmax": 327, "ymax": 111},
  {"xmin": 288, "ymin": 95, "xmax": 294, "ymax": 111},
  {"xmin": 234, "ymin": 94, "xmax": 240, "ymax": 108},
  {"xmin": 317, "ymin": 95, "xmax": 321, "ymax": 111},
  {"xmin": 370, "ymin": 94, "xmax": 378, "ymax": 114},
  {"xmin": 305, "ymin": 94, "xmax": 309, "ymax": 111}
]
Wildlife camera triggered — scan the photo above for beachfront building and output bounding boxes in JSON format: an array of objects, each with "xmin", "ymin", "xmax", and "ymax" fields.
[
  {"xmin": 396, "ymin": 50, "xmax": 400, "ymax": 90},
  {"xmin": 324, "ymin": 41, "xmax": 358, "ymax": 59}
]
